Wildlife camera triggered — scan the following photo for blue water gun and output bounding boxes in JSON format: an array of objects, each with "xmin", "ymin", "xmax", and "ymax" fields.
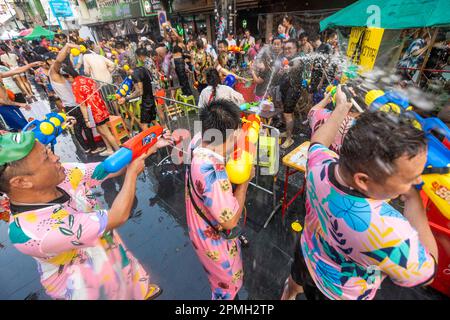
[
  {"xmin": 366, "ymin": 90, "xmax": 450, "ymax": 217},
  {"xmin": 22, "ymin": 112, "xmax": 69, "ymax": 149},
  {"xmin": 109, "ymin": 76, "xmax": 133, "ymax": 100}
]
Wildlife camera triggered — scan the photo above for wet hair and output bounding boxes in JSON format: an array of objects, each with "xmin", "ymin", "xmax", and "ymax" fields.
[
  {"xmin": 135, "ymin": 47, "xmax": 148, "ymax": 57},
  {"xmin": 272, "ymin": 36, "xmax": 282, "ymax": 44},
  {"xmin": 283, "ymin": 15, "xmax": 293, "ymax": 25},
  {"xmin": 218, "ymin": 40, "xmax": 228, "ymax": 47},
  {"xmin": 61, "ymin": 64, "xmax": 79, "ymax": 78},
  {"xmin": 115, "ymin": 41, "xmax": 125, "ymax": 50},
  {"xmin": 340, "ymin": 112, "xmax": 427, "ymax": 183},
  {"xmin": 310, "ymin": 34, "xmax": 321, "ymax": 42},
  {"xmin": 0, "ymin": 157, "xmax": 29, "ymax": 193},
  {"xmin": 196, "ymin": 38, "xmax": 204, "ymax": 49},
  {"xmin": 200, "ymin": 99, "xmax": 241, "ymax": 145},
  {"xmin": 299, "ymin": 32, "xmax": 308, "ymax": 40},
  {"xmin": 205, "ymin": 68, "xmax": 221, "ymax": 101},
  {"xmin": 285, "ymin": 39, "xmax": 298, "ymax": 49},
  {"xmin": 327, "ymin": 31, "xmax": 338, "ymax": 41}
]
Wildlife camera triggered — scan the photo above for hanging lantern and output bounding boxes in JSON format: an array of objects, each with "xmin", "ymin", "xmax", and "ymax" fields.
[{"xmin": 242, "ymin": 19, "xmax": 247, "ymax": 29}]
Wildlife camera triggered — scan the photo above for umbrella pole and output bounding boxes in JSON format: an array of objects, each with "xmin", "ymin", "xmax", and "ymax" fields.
[{"xmin": 417, "ymin": 27, "xmax": 439, "ymax": 85}]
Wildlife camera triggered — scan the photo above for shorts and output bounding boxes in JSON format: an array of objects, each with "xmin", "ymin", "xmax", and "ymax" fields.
[
  {"xmin": 96, "ymin": 117, "xmax": 110, "ymax": 126},
  {"xmin": 140, "ymin": 98, "xmax": 157, "ymax": 124},
  {"xmin": 0, "ymin": 105, "xmax": 27, "ymax": 131},
  {"xmin": 290, "ymin": 239, "xmax": 329, "ymax": 300},
  {"xmin": 282, "ymin": 87, "xmax": 301, "ymax": 114},
  {"xmin": 14, "ymin": 93, "xmax": 26, "ymax": 103}
]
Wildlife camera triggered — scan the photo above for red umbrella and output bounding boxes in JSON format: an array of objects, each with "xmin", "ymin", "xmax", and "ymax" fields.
[{"xmin": 18, "ymin": 29, "xmax": 32, "ymax": 37}]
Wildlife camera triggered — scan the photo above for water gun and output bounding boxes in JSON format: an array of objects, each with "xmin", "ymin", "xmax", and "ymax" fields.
[
  {"xmin": 325, "ymin": 84, "xmax": 364, "ymax": 112},
  {"xmin": 108, "ymin": 76, "xmax": 133, "ymax": 101},
  {"xmin": 224, "ymin": 74, "xmax": 236, "ymax": 87},
  {"xmin": 70, "ymin": 45, "xmax": 87, "ymax": 57},
  {"xmin": 242, "ymin": 42, "xmax": 251, "ymax": 53},
  {"xmin": 92, "ymin": 125, "xmax": 164, "ymax": 180},
  {"xmin": 239, "ymin": 101, "xmax": 259, "ymax": 111},
  {"xmin": 226, "ymin": 114, "xmax": 261, "ymax": 184},
  {"xmin": 22, "ymin": 112, "xmax": 69, "ymax": 148},
  {"xmin": 365, "ymin": 90, "xmax": 450, "ymax": 219},
  {"xmin": 228, "ymin": 45, "xmax": 242, "ymax": 53}
]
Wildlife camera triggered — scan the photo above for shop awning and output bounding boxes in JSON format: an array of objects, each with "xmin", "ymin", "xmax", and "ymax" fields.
[
  {"xmin": 320, "ymin": 0, "xmax": 450, "ymax": 31},
  {"xmin": 23, "ymin": 25, "xmax": 55, "ymax": 41}
]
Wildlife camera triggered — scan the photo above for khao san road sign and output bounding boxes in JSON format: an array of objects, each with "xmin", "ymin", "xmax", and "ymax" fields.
[{"xmin": 49, "ymin": 0, "xmax": 74, "ymax": 18}]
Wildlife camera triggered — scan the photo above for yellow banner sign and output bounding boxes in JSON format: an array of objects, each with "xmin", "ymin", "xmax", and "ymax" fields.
[{"xmin": 347, "ymin": 27, "xmax": 384, "ymax": 72}]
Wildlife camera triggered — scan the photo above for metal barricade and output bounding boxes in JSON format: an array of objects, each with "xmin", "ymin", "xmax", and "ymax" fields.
[{"xmin": 157, "ymin": 95, "xmax": 282, "ymax": 226}]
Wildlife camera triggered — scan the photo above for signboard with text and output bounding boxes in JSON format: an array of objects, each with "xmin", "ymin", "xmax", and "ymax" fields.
[
  {"xmin": 49, "ymin": 0, "xmax": 73, "ymax": 18},
  {"xmin": 346, "ymin": 27, "xmax": 384, "ymax": 72},
  {"xmin": 100, "ymin": 3, "xmax": 132, "ymax": 22},
  {"xmin": 141, "ymin": 0, "xmax": 161, "ymax": 16}
]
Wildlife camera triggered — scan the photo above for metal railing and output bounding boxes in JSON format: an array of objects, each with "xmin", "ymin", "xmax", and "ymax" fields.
[{"xmin": 156, "ymin": 94, "xmax": 283, "ymax": 227}]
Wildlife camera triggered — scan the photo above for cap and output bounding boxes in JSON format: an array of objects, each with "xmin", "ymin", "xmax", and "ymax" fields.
[{"xmin": 0, "ymin": 132, "xmax": 36, "ymax": 166}]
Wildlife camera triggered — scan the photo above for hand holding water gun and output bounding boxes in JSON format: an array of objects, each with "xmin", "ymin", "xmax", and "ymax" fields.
[
  {"xmin": 365, "ymin": 90, "xmax": 450, "ymax": 218},
  {"xmin": 326, "ymin": 84, "xmax": 364, "ymax": 112},
  {"xmin": 22, "ymin": 112, "xmax": 75, "ymax": 148},
  {"xmin": 108, "ymin": 76, "xmax": 133, "ymax": 102},
  {"xmin": 226, "ymin": 114, "xmax": 261, "ymax": 184},
  {"xmin": 92, "ymin": 126, "xmax": 173, "ymax": 180}
]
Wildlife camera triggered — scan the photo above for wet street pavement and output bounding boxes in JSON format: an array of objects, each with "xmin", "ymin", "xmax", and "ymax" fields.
[{"xmin": 0, "ymin": 111, "xmax": 448, "ymax": 300}]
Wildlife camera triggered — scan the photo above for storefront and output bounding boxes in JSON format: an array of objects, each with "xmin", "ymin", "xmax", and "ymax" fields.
[{"xmin": 88, "ymin": 0, "xmax": 163, "ymax": 40}]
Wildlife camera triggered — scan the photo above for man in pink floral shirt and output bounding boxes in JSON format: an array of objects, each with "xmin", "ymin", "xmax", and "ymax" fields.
[{"xmin": 0, "ymin": 130, "xmax": 171, "ymax": 299}]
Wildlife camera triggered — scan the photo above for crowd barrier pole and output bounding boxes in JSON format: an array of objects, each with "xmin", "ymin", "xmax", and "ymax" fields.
[{"xmin": 157, "ymin": 95, "xmax": 283, "ymax": 226}]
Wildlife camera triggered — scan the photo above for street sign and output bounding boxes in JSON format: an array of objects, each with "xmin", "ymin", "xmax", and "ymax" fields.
[
  {"xmin": 49, "ymin": 0, "xmax": 74, "ymax": 18},
  {"xmin": 141, "ymin": 0, "xmax": 161, "ymax": 16}
]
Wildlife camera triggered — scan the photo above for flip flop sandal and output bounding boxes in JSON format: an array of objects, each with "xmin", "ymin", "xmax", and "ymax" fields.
[{"xmin": 145, "ymin": 284, "xmax": 163, "ymax": 300}]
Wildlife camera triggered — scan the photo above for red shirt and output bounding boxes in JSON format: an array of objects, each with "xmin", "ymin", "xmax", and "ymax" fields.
[{"xmin": 72, "ymin": 76, "xmax": 109, "ymax": 124}]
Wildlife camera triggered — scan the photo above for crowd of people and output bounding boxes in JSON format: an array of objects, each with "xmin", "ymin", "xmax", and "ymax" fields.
[{"xmin": 0, "ymin": 16, "xmax": 448, "ymax": 301}]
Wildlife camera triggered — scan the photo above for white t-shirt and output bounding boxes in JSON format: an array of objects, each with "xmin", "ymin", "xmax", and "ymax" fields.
[
  {"xmin": 226, "ymin": 38, "xmax": 237, "ymax": 46},
  {"xmin": 0, "ymin": 53, "xmax": 19, "ymax": 69},
  {"xmin": 198, "ymin": 84, "xmax": 245, "ymax": 109},
  {"xmin": 83, "ymin": 53, "xmax": 115, "ymax": 84}
]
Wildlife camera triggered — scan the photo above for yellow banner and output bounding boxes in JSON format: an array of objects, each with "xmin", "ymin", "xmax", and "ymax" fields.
[{"xmin": 347, "ymin": 27, "xmax": 384, "ymax": 72}]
